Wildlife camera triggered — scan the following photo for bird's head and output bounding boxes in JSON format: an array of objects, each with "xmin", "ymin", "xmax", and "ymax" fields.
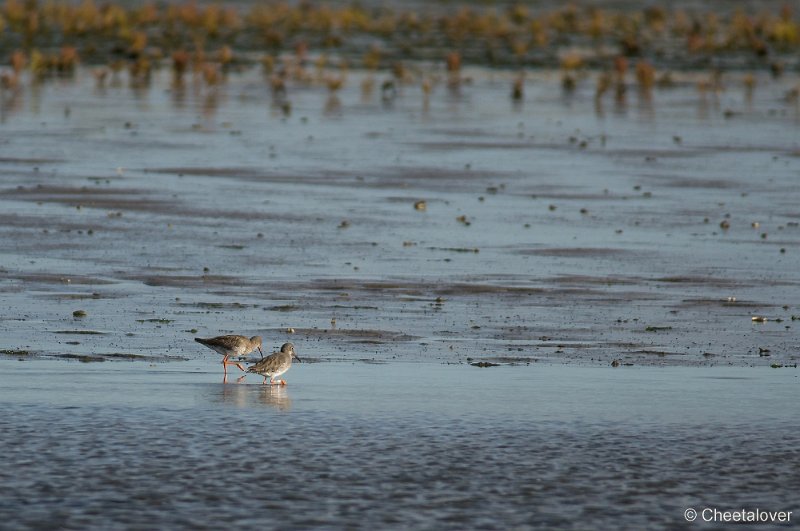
[
  {"xmin": 251, "ymin": 336, "xmax": 264, "ymax": 357},
  {"xmin": 281, "ymin": 342, "xmax": 301, "ymax": 362}
]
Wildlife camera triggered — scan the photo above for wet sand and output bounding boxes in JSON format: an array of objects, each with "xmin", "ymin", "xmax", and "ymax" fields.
[{"xmin": 0, "ymin": 66, "xmax": 798, "ymax": 368}]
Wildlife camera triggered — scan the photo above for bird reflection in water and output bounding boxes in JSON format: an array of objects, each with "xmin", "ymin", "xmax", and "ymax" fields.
[
  {"xmin": 216, "ymin": 382, "xmax": 292, "ymax": 411},
  {"xmin": 258, "ymin": 386, "xmax": 292, "ymax": 411},
  {"xmin": 222, "ymin": 373, "xmax": 247, "ymax": 385},
  {"xmin": 219, "ymin": 382, "xmax": 249, "ymax": 408}
]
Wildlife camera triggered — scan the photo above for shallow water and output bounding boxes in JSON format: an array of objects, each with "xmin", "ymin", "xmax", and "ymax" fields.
[{"xmin": 0, "ymin": 359, "xmax": 797, "ymax": 529}]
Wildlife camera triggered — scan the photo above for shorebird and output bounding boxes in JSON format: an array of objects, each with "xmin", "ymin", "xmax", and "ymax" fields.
[
  {"xmin": 195, "ymin": 335, "xmax": 263, "ymax": 376},
  {"xmin": 247, "ymin": 343, "xmax": 301, "ymax": 386}
]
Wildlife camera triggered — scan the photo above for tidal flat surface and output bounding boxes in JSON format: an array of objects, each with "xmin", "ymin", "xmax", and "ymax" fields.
[
  {"xmin": 0, "ymin": 64, "xmax": 798, "ymax": 529},
  {"xmin": 0, "ymin": 359, "xmax": 798, "ymax": 530},
  {"xmin": 0, "ymin": 66, "xmax": 798, "ymax": 367}
]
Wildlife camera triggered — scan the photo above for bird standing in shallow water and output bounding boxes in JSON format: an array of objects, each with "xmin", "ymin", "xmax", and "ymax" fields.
[
  {"xmin": 195, "ymin": 335, "xmax": 263, "ymax": 377},
  {"xmin": 248, "ymin": 343, "xmax": 301, "ymax": 386}
]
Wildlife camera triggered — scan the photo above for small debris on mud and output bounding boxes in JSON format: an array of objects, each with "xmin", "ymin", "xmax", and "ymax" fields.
[
  {"xmin": 0, "ymin": 349, "xmax": 30, "ymax": 356},
  {"xmin": 470, "ymin": 361, "xmax": 500, "ymax": 368}
]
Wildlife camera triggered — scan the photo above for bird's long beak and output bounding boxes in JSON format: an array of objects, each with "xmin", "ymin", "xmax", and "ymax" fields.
[
  {"xmin": 258, "ymin": 347, "xmax": 264, "ymax": 359},
  {"xmin": 294, "ymin": 354, "xmax": 302, "ymax": 363}
]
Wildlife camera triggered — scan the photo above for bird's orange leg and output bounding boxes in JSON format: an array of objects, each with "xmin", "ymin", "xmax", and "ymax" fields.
[{"xmin": 222, "ymin": 357, "xmax": 246, "ymax": 372}]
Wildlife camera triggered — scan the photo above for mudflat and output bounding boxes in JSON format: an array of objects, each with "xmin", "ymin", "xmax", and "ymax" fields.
[{"xmin": 0, "ymin": 66, "xmax": 797, "ymax": 368}]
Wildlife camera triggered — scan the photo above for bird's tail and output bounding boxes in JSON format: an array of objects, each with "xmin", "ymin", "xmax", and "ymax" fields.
[{"xmin": 194, "ymin": 337, "xmax": 206, "ymax": 345}]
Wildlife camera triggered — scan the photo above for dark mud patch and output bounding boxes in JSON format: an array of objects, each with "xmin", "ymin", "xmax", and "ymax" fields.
[
  {"xmin": 520, "ymin": 341, "xmax": 604, "ymax": 349},
  {"xmin": 428, "ymin": 128, "xmax": 495, "ymax": 138},
  {"xmin": 104, "ymin": 353, "xmax": 189, "ymax": 362},
  {"xmin": 473, "ymin": 356, "xmax": 537, "ymax": 365},
  {"xmin": 38, "ymin": 292, "xmax": 119, "ymax": 300},
  {"xmin": 493, "ymin": 356, "xmax": 538, "ymax": 363},
  {"xmin": 513, "ymin": 191, "xmax": 626, "ymax": 201},
  {"xmin": 134, "ymin": 274, "xmax": 243, "ymax": 288},
  {"xmin": 148, "ymin": 166, "xmax": 352, "ymax": 188},
  {"xmin": 643, "ymin": 326, "xmax": 674, "ymax": 332},
  {"xmin": 408, "ymin": 141, "xmax": 535, "ymax": 152},
  {"xmin": 0, "ymin": 214, "xmax": 128, "ymax": 233},
  {"xmin": 53, "ymin": 330, "xmax": 107, "ymax": 335},
  {"xmin": 515, "ymin": 247, "xmax": 636, "ymax": 258},
  {"xmin": 0, "ymin": 157, "xmax": 65, "ymax": 164},
  {"xmin": 308, "ymin": 279, "xmax": 547, "ymax": 297},
  {"xmin": 291, "ymin": 328, "xmax": 421, "ymax": 343},
  {"xmin": 642, "ymin": 174, "xmax": 739, "ymax": 189},
  {"xmin": 630, "ymin": 350, "xmax": 688, "ymax": 357},
  {"xmin": 149, "ymin": 165, "xmax": 512, "ymax": 195},
  {"xmin": 410, "ymin": 142, "xmax": 713, "ymax": 160},
  {"xmin": 428, "ymin": 246, "xmax": 480, "ymax": 254},
  {"xmin": 675, "ymin": 298, "xmax": 774, "ymax": 308},
  {"xmin": 4, "ymin": 183, "xmax": 317, "ymax": 222},
  {"xmin": 268, "ymin": 304, "xmax": 299, "ymax": 312},
  {"xmin": 2, "ymin": 185, "xmax": 170, "ymax": 212},
  {"xmin": 551, "ymin": 275, "xmax": 640, "ymax": 286},
  {"xmin": 4, "ymin": 185, "xmax": 149, "ymax": 198},
  {"xmin": 600, "ymin": 148, "xmax": 712, "ymax": 159},
  {"xmin": 384, "ymin": 196, "xmax": 446, "ymax": 204},
  {"xmin": 331, "ymin": 304, "xmax": 380, "ymax": 310},
  {"xmin": 377, "ymin": 166, "xmax": 512, "ymax": 183},
  {"xmin": 148, "ymin": 166, "xmax": 264, "ymax": 178},
  {"xmin": 303, "ymin": 278, "xmax": 658, "ymax": 305},
  {"xmin": 654, "ymin": 276, "xmax": 766, "ymax": 288},
  {"xmin": 553, "ymin": 274, "xmax": 796, "ymax": 290},
  {"xmin": 1, "ymin": 349, "xmax": 186, "ymax": 363},
  {"xmin": 99, "ymin": 138, "xmax": 200, "ymax": 151},
  {"xmin": 3, "ymin": 272, "xmax": 115, "ymax": 286},
  {"xmin": 0, "ymin": 349, "xmax": 31, "ymax": 356},
  {"xmin": 690, "ymin": 144, "xmax": 794, "ymax": 156},
  {"xmin": 55, "ymin": 352, "xmax": 188, "ymax": 362},
  {"xmin": 176, "ymin": 301, "xmax": 254, "ymax": 310},
  {"xmin": 56, "ymin": 354, "xmax": 105, "ymax": 362}
]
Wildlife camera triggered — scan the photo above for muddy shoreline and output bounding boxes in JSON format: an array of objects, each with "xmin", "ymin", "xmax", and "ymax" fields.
[{"xmin": 0, "ymin": 64, "xmax": 798, "ymax": 368}]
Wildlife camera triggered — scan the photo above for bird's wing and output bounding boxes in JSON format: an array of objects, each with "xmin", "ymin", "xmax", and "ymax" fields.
[
  {"xmin": 197, "ymin": 335, "xmax": 244, "ymax": 349},
  {"xmin": 248, "ymin": 353, "xmax": 281, "ymax": 372}
]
